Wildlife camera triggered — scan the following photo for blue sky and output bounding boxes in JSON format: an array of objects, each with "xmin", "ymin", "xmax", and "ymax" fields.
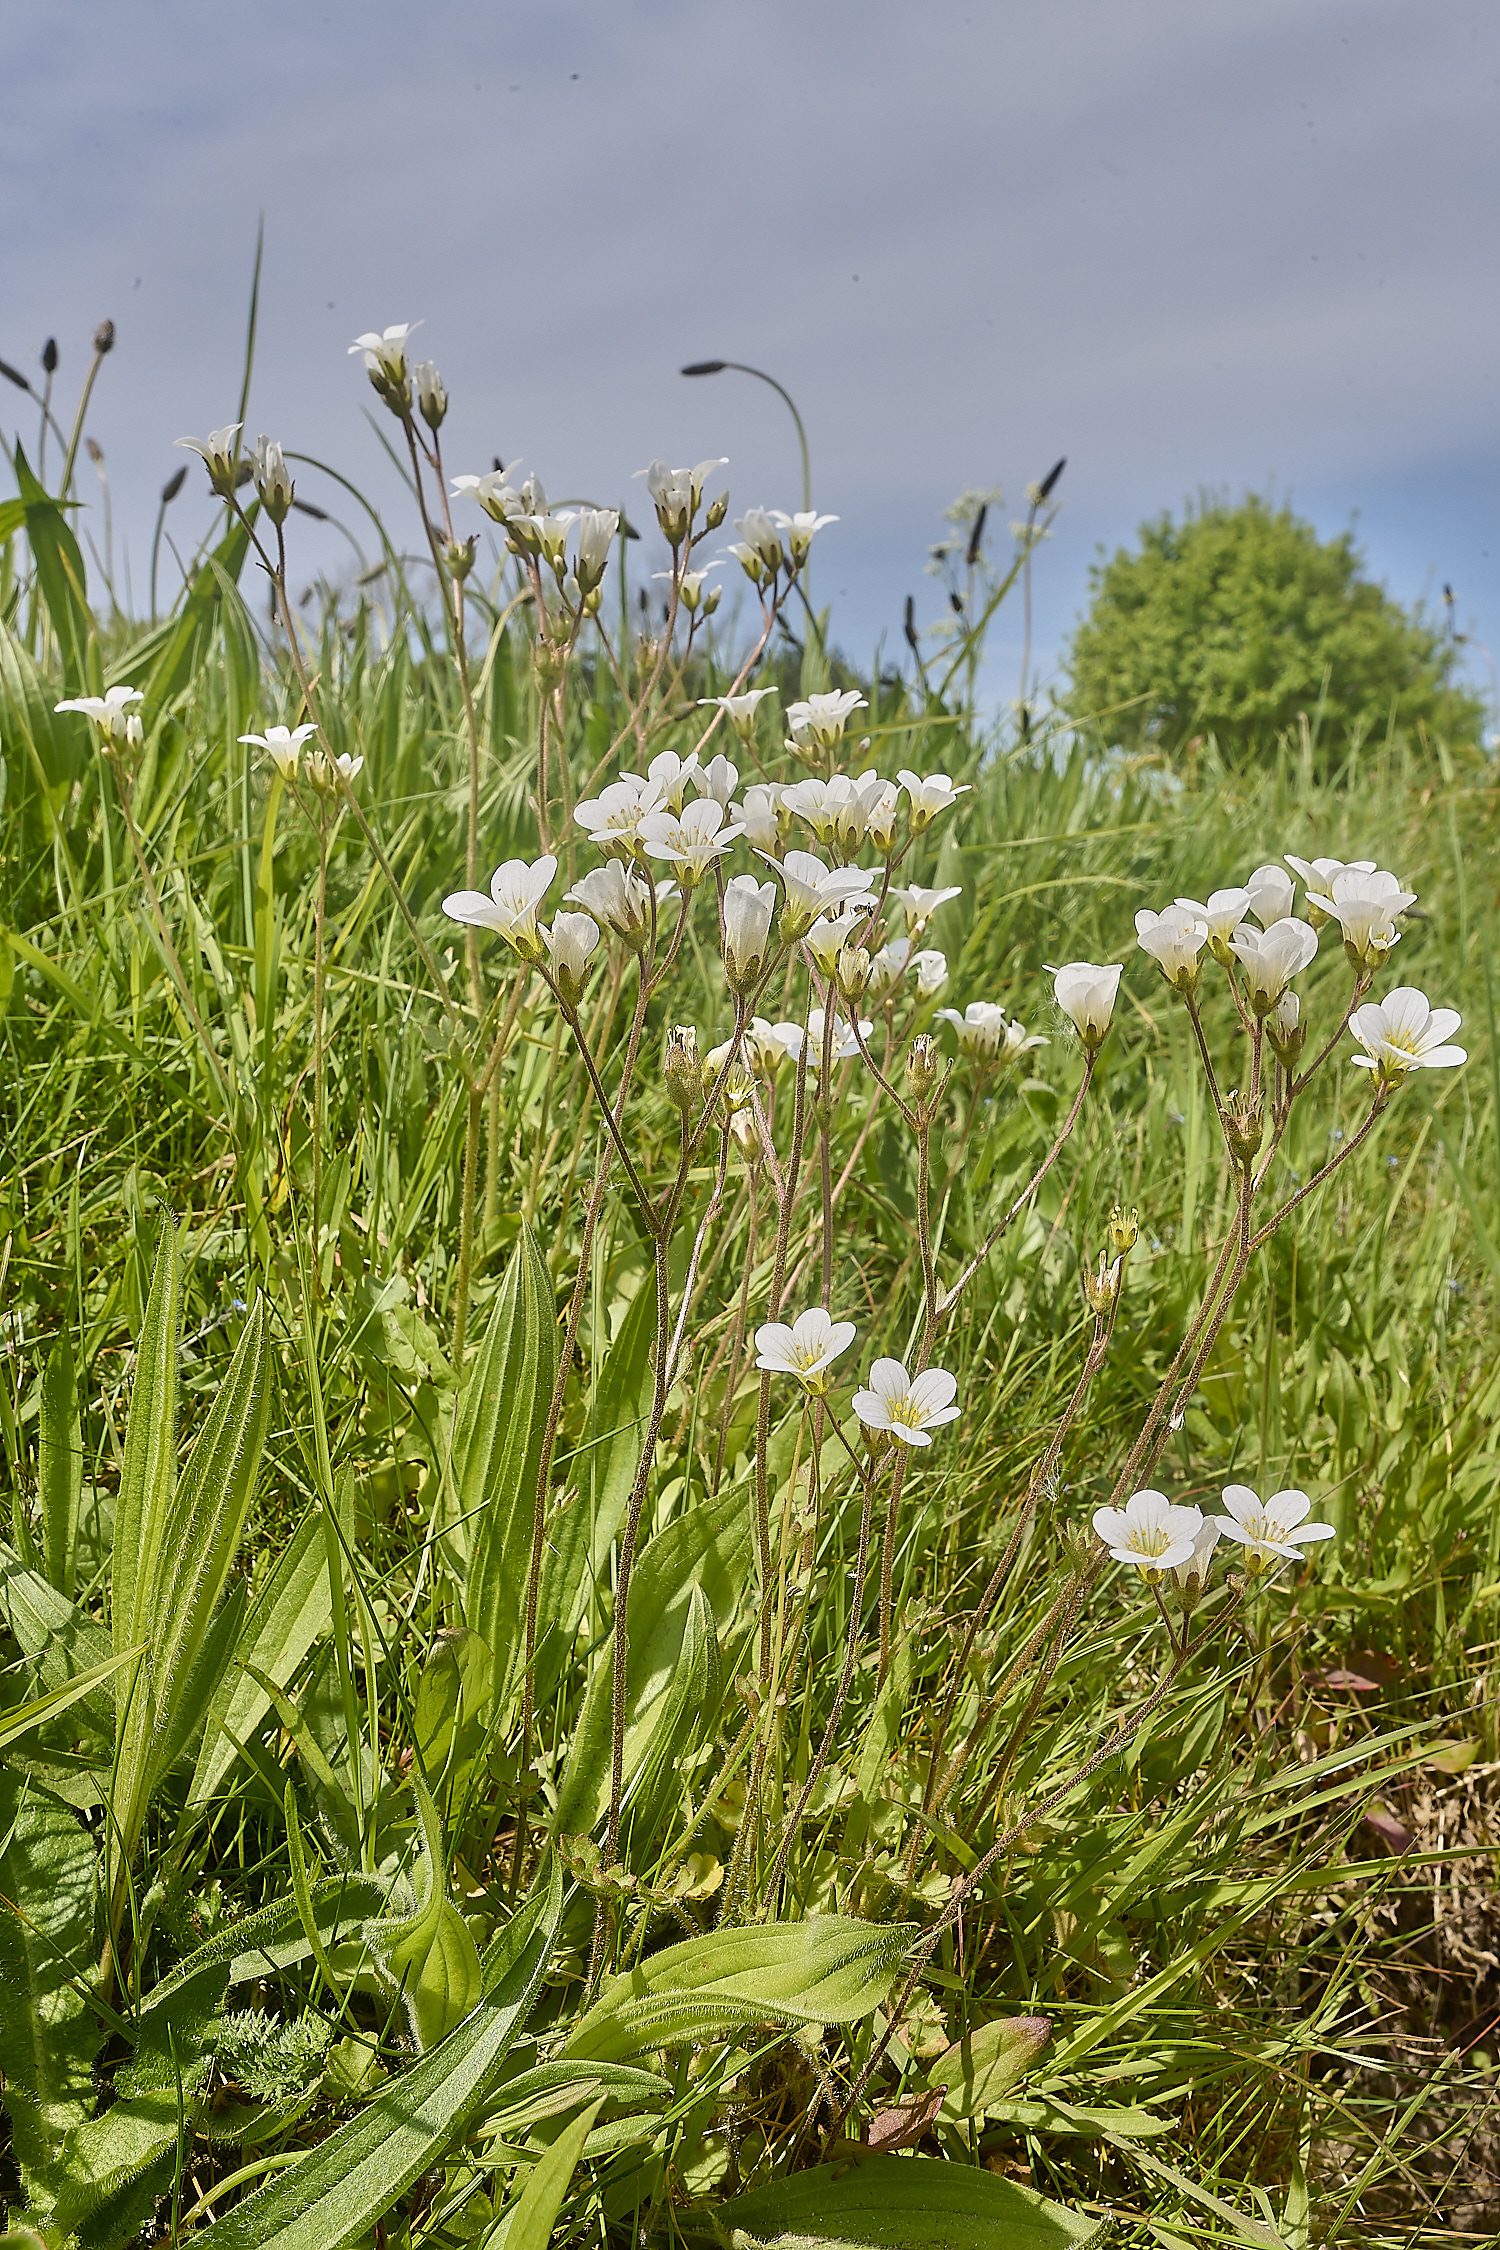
[{"xmin": 4, "ymin": 0, "xmax": 1498, "ymax": 718}]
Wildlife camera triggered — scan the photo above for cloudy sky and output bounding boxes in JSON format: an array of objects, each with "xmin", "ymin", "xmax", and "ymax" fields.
[{"xmin": 4, "ymin": 0, "xmax": 1498, "ymax": 715}]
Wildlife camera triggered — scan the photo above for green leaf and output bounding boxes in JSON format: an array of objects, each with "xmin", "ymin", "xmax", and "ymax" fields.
[
  {"xmin": 564, "ymin": 1916, "xmax": 912, "ymax": 2065},
  {"xmin": 702, "ymin": 2151, "xmax": 1104, "ymax": 2247},
  {"xmin": 0, "ymin": 1544, "xmax": 114, "ymax": 1747},
  {"xmin": 0, "ymin": 1643, "xmax": 144, "ymax": 1754},
  {"xmin": 366, "ymin": 1774, "xmax": 483, "ymax": 2050},
  {"xmin": 413, "ymin": 1626, "xmax": 494, "ymax": 1784},
  {"xmin": 188, "ymin": 1860, "xmax": 562, "ymax": 2250},
  {"xmin": 13, "ymin": 444, "xmax": 93, "ymax": 695},
  {"xmin": 925, "ymin": 2015, "xmax": 1052, "ymax": 2122},
  {"xmin": 0, "ymin": 1771, "xmax": 106, "ymax": 2217},
  {"xmin": 38, "ymin": 1330, "xmax": 81, "ymax": 1600},
  {"xmin": 476, "ymin": 2059, "xmax": 669, "ymax": 2146},
  {"xmin": 187, "ymin": 1504, "xmax": 331, "ymax": 1806},
  {"xmin": 123, "ymin": 509, "xmax": 255, "ymax": 712},
  {"xmin": 486, "ymin": 2094, "xmax": 604, "ymax": 2250},
  {"xmin": 552, "ymin": 1476, "xmax": 751, "ymax": 1840},
  {"xmin": 451, "ymin": 1223, "xmax": 557, "ymax": 1708},
  {"xmin": 112, "ymin": 1218, "xmax": 180, "ymax": 1670}
]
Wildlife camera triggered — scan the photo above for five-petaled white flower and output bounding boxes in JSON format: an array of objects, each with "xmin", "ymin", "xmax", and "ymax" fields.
[
  {"xmin": 55, "ymin": 684, "xmax": 144, "ymax": 746},
  {"xmin": 722, "ymin": 875, "xmax": 778, "ymax": 990},
  {"xmin": 573, "ymin": 507, "xmax": 619, "ymax": 593},
  {"xmin": 451, "ymin": 468, "xmax": 527, "ymax": 524},
  {"xmin": 1304, "ymin": 867, "xmax": 1416, "ymax": 966},
  {"xmin": 239, "ymin": 721, "xmax": 318, "ymax": 777},
  {"xmin": 853, "ymin": 1358, "xmax": 961, "ymax": 1447},
  {"xmin": 730, "ymin": 507, "xmax": 786, "ymax": 577},
  {"xmin": 574, "ymin": 773, "xmax": 664, "ymax": 857},
  {"xmin": 252, "ymin": 434, "xmax": 293, "ymax": 522},
  {"xmin": 769, "ymin": 507, "xmax": 838, "ymax": 565},
  {"xmin": 1051, "ymin": 961, "xmax": 1123, "ymax": 1050},
  {"xmin": 754, "ymin": 1307, "xmax": 857, "ymax": 1395},
  {"xmin": 786, "ymin": 689, "xmax": 867, "ymax": 754},
  {"xmin": 645, "ymin": 750, "xmax": 701, "ymax": 815},
  {"xmin": 442, "ymin": 853, "xmax": 556, "ymax": 959},
  {"xmin": 700, "ymin": 686, "xmax": 777, "ymax": 743},
  {"xmin": 770, "ymin": 1007, "xmax": 871, "ymax": 1071},
  {"xmin": 348, "ymin": 322, "xmax": 421, "ymax": 381},
  {"xmin": 566, "ymin": 862, "xmax": 654, "ymax": 950},
  {"xmin": 913, "ymin": 948, "xmax": 948, "ymax": 997},
  {"xmin": 1349, "ymin": 987, "xmax": 1466, "ymax": 1084},
  {"xmin": 865, "ymin": 937, "xmax": 912, "ymax": 1001},
  {"xmin": 638, "ymin": 798, "xmax": 743, "ymax": 884},
  {"xmin": 695, "ymin": 753, "xmax": 740, "ymax": 807},
  {"xmin": 1244, "ymin": 864, "xmax": 1295, "ymax": 928},
  {"xmin": 804, "ymin": 908, "xmax": 870, "ymax": 978},
  {"xmin": 736, "ymin": 782, "xmax": 786, "ymax": 852},
  {"xmin": 544, "ymin": 911, "xmax": 602, "ymax": 1006},
  {"xmin": 937, "ymin": 1001, "xmax": 1010, "ymax": 1059},
  {"xmin": 640, "ymin": 456, "xmax": 727, "ymax": 543},
  {"xmin": 412, "ymin": 360, "xmax": 447, "ymax": 428},
  {"xmin": 1175, "ymin": 887, "xmax": 1252, "ymax": 964},
  {"xmin": 1092, "ymin": 1489, "xmax": 1204, "ymax": 1578},
  {"xmin": 891, "ymin": 883, "xmax": 961, "ymax": 936},
  {"xmin": 1136, "ymin": 903, "xmax": 1207, "ymax": 991},
  {"xmin": 761, "ymin": 849, "xmax": 878, "ymax": 940},
  {"xmin": 174, "ymin": 424, "xmax": 242, "ymax": 493},
  {"xmin": 1228, "ymin": 917, "xmax": 1318, "ymax": 1012},
  {"xmin": 1212, "ymin": 1484, "xmax": 1335, "ymax": 1572},
  {"xmin": 1285, "ymin": 854, "xmax": 1377, "ymax": 905},
  {"xmin": 898, "ymin": 770, "xmax": 972, "ymax": 831}
]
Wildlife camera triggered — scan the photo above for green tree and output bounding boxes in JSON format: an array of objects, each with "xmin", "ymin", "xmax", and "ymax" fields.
[{"xmin": 1065, "ymin": 493, "xmax": 1485, "ymax": 760}]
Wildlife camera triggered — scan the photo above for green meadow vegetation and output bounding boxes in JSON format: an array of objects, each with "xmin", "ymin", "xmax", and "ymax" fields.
[{"xmin": 1, "ymin": 318, "xmax": 1498, "ymax": 2248}]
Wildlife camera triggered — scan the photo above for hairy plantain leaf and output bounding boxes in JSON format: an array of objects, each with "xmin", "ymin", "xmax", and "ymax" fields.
[
  {"xmin": 0, "ymin": 1772, "xmax": 104, "ymax": 2219},
  {"xmin": 699, "ymin": 2150, "xmax": 1105, "ymax": 2247},
  {"xmin": 38, "ymin": 1329, "xmax": 81, "ymax": 1600}
]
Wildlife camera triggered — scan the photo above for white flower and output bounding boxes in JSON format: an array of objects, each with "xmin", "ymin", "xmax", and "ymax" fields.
[
  {"xmin": 56, "ymin": 684, "xmax": 144, "ymax": 745},
  {"xmin": 890, "ymin": 883, "xmax": 961, "ymax": 937},
  {"xmin": 771, "ymin": 1007, "xmax": 871, "ymax": 1071},
  {"xmin": 1304, "ymin": 868, "xmax": 1416, "ymax": 966},
  {"xmin": 754, "ymin": 1307, "xmax": 857, "ymax": 1394},
  {"xmin": 452, "ymin": 467, "xmax": 527, "ymax": 524},
  {"xmin": 700, "ymin": 686, "xmax": 776, "ymax": 743},
  {"xmin": 695, "ymin": 753, "xmax": 740, "ymax": 806},
  {"xmin": 735, "ymin": 782, "xmax": 786, "ymax": 853},
  {"xmin": 1213, "ymin": 1484, "xmax": 1335, "ymax": 1572},
  {"xmin": 853, "ymin": 1359, "xmax": 961, "ymax": 1447},
  {"xmin": 1244, "ymin": 864, "xmax": 1295, "ymax": 928},
  {"xmin": 781, "ymin": 776, "xmax": 844, "ymax": 847},
  {"xmin": 769, "ymin": 507, "xmax": 838, "ymax": 565},
  {"xmin": 252, "ymin": 434, "xmax": 294, "ymax": 522},
  {"xmin": 898, "ymin": 770, "xmax": 972, "ymax": 832},
  {"xmin": 1266, "ymin": 989, "xmax": 1303, "ymax": 1064},
  {"xmin": 516, "ymin": 510, "xmax": 574, "ymax": 569},
  {"xmin": 413, "ymin": 359, "xmax": 447, "ymax": 429},
  {"xmin": 1135, "ymin": 903, "xmax": 1207, "ymax": 991},
  {"xmin": 1002, "ymin": 1016, "xmax": 1048, "ymax": 1064},
  {"xmin": 1285, "ymin": 853, "xmax": 1377, "ymax": 904},
  {"xmin": 566, "ymin": 862, "xmax": 654, "ymax": 949},
  {"xmin": 746, "ymin": 1016, "xmax": 787, "ymax": 1075},
  {"xmin": 1228, "ymin": 918, "xmax": 1318, "ymax": 1011},
  {"xmin": 574, "ymin": 507, "xmax": 619, "ymax": 594},
  {"xmin": 1091, "ymin": 1489, "xmax": 1204, "ymax": 1578},
  {"xmin": 805, "ymin": 907, "xmax": 869, "ymax": 977},
  {"xmin": 762, "ymin": 849, "xmax": 879, "ymax": 940},
  {"xmin": 174, "ymin": 424, "xmax": 241, "ymax": 492},
  {"xmin": 862, "ymin": 776, "xmax": 902, "ymax": 853},
  {"xmin": 640, "ymin": 456, "xmax": 727, "ymax": 543},
  {"xmin": 731, "ymin": 507, "xmax": 785, "ymax": 576},
  {"xmin": 574, "ymin": 773, "xmax": 664, "ymax": 858},
  {"xmin": 348, "ymin": 322, "xmax": 421, "ymax": 382},
  {"xmin": 722, "ymin": 874, "xmax": 777, "ymax": 990},
  {"xmin": 1349, "ymin": 987, "xmax": 1466, "ymax": 1084},
  {"xmin": 1173, "ymin": 1516, "xmax": 1223, "ymax": 1590},
  {"xmin": 1051, "ymin": 961, "xmax": 1123, "ymax": 1050},
  {"xmin": 639, "ymin": 798, "xmax": 743, "ymax": 884},
  {"xmin": 936, "ymin": 1001, "xmax": 1009, "ymax": 1059},
  {"xmin": 913, "ymin": 948, "xmax": 948, "ymax": 997},
  {"xmin": 442, "ymin": 853, "xmax": 556, "ymax": 959},
  {"xmin": 332, "ymin": 751, "xmax": 363, "ymax": 785},
  {"xmin": 786, "ymin": 689, "xmax": 867, "ymax": 754},
  {"xmin": 866, "ymin": 937, "xmax": 912, "ymax": 1001},
  {"xmin": 646, "ymin": 750, "xmax": 701, "ymax": 816},
  {"xmin": 544, "ymin": 911, "xmax": 602, "ymax": 1005},
  {"xmin": 240, "ymin": 721, "xmax": 318, "ymax": 777},
  {"xmin": 1175, "ymin": 887, "xmax": 1253, "ymax": 964}
]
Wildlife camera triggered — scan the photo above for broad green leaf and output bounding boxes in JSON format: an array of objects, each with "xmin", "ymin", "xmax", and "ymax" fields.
[
  {"xmin": 486, "ymin": 2094, "xmax": 603, "ymax": 2250},
  {"xmin": 413, "ymin": 1625, "xmax": 494, "ymax": 1783},
  {"xmin": 0, "ymin": 1772, "xmax": 105, "ymax": 2216},
  {"xmin": 0, "ymin": 1643, "xmax": 144, "ymax": 1753},
  {"xmin": 452, "ymin": 1223, "xmax": 557, "ymax": 1708},
  {"xmin": 0, "ymin": 1545, "xmax": 114, "ymax": 1748},
  {"xmin": 476, "ymin": 2059, "xmax": 669, "ymax": 2145},
  {"xmin": 564, "ymin": 1916, "xmax": 912, "ymax": 2065},
  {"xmin": 38, "ymin": 1330, "xmax": 81, "ymax": 1600},
  {"xmin": 366, "ymin": 1774, "xmax": 483, "ymax": 2050},
  {"xmin": 189, "ymin": 1861, "xmax": 562, "ymax": 2250},
  {"xmin": 537, "ymin": 1272, "xmax": 658, "ymax": 1700},
  {"xmin": 187, "ymin": 1504, "xmax": 331, "ymax": 1805},
  {"xmin": 137, "ymin": 1873, "xmax": 388, "ymax": 2023},
  {"xmin": 13, "ymin": 445, "xmax": 92, "ymax": 695},
  {"xmin": 552, "ymin": 1476, "xmax": 751, "ymax": 1839},
  {"xmin": 702, "ymin": 2151, "xmax": 1104, "ymax": 2247},
  {"xmin": 112, "ymin": 1219, "xmax": 180, "ymax": 1670},
  {"xmin": 926, "ymin": 2014, "xmax": 1052, "ymax": 2122}
]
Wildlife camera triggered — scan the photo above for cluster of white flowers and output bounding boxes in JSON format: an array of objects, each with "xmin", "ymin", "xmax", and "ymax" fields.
[
  {"xmin": 1093, "ymin": 1483, "xmax": 1335, "ymax": 1585},
  {"xmin": 754, "ymin": 1310, "xmax": 961, "ymax": 1447},
  {"xmin": 54, "ymin": 684, "xmax": 145, "ymax": 750}
]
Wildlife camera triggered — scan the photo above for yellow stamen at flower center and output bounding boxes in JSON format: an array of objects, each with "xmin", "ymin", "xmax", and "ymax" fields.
[
  {"xmin": 887, "ymin": 1394, "xmax": 922, "ymax": 1430},
  {"xmin": 1128, "ymin": 1526, "xmax": 1173, "ymax": 1557}
]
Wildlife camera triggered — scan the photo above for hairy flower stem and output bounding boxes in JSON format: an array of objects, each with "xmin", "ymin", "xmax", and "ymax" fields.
[
  {"xmin": 713, "ymin": 1169, "xmax": 760, "ymax": 1496},
  {"xmin": 311, "ymin": 823, "xmax": 329, "ymax": 1298},
  {"xmin": 450, "ymin": 1083, "xmax": 484, "ymax": 1368},
  {"xmin": 756, "ymin": 1039, "xmax": 811, "ymax": 1688}
]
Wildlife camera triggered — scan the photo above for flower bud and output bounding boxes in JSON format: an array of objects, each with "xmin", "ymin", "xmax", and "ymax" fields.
[
  {"xmin": 1223, "ymin": 1093, "xmax": 1264, "ymax": 1167},
  {"xmin": 1084, "ymin": 1250, "xmax": 1123, "ymax": 1317},
  {"xmin": 413, "ymin": 359, "xmax": 448, "ymax": 431},
  {"xmin": 704, "ymin": 491, "xmax": 729, "ymax": 530},
  {"xmin": 446, "ymin": 534, "xmax": 479, "ymax": 582},
  {"xmin": 1106, "ymin": 1205, "xmax": 1140, "ymax": 1258},
  {"xmin": 906, "ymin": 1033, "xmax": 940, "ymax": 1100},
  {"xmin": 836, "ymin": 945, "xmax": 870, "ymax": 1002},
  {"xmin": 93, "ymin": 320, "xmax": 116, "ymax": 357},
  {"xmin": 123, "ymin": 712, "xmax": 144, "ymax": 751},
  {"xmin": 42, "ymin": 337, "xmax": 58, "ymax": 375},
  {"xmin": 253, "ymin": 434, "xmax": 295, "ymax": 526},
  {"xmin": 664, "ymin": 1025, "xmax": 701, "ymax": 1111},
  {"xmin": 1265, "ymin": 989, "xmax": 1305, "ymax": 1069},
  {"xmin": 729, "ymin": 1106, "xmax": 763, "ymax": 1164}
]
